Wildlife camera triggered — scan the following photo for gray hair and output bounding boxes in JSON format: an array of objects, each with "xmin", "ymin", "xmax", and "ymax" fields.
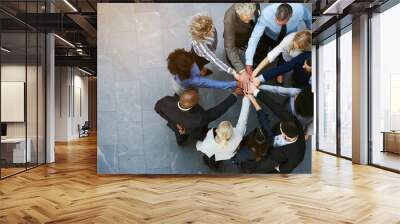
[
  {"xmin": 234, "ymin": 3, "xmax": 257, "ymax": 17},
  {"xmin": 276, "ymin": 3, "xmax": 293, "ymax": 21}
]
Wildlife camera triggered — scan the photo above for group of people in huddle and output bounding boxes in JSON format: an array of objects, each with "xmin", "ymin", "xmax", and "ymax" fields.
[{"xmin": 155, "ymin": 3, "xmax": 313, "ymax": 173}]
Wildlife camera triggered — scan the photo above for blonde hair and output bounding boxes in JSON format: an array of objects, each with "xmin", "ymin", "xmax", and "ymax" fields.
[
  {"xmin": 292, "ymin": 30, "xmax": 312, "ymax": 52},
  {"xmin": 189, "ymin": 15, "xmax": 214, "ymax": 41},
  {"xmin": 216, "ymin": 121, "xmax": 233, "ymax": 146},
  {"xmin": 234, "ymin": 3, "xmax": 257, "ymax": 17}
]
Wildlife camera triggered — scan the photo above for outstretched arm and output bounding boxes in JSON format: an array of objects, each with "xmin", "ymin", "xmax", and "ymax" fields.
[
  {"xmin": 205, "ymin": 93, "xmax": 238, "ymax": 123},
  {"xmin": 195, "ymin": 41, "xmax": 237, "ymax": 77},
  {"xmin": 259, "ymin": 52, "xmax": 310, "ymax": 82},
  {"xmin": 256, "ymin": 90, "xmax": 292, "ymax": 122},
  {"xmin": 189, "ymin": 76, "xmax": 237, "ymax": 90},
  {"xmin": 235, "ymin": 97, "xmax": 251, "ymax": 137},
  {"xmin": 246, "ymin": 94, "xmax": 273, "ymax": 142},
  {"xmin": 224, "ymin": 10, "xmax": 245, "ymax": 73},
  {"xmin": 259, "ymin": 84, "xmax": 301, "ymax": 97},
  {"xmin": 247, "ymin": 81, "xmax": 292, "ymax": 122},
  {"xmin": 303, "ymin": 6, "xmax": 312, "ymax": 30},
  {"xmin": 245, "ymin": 19, "xmax": 267, "ymax": 67},
  {"xmin": 252, "ymin": 57, "xmax": 270, "ymax": 78},
  {"xmin": 253, "ymin": 33, "xmax": 295, "ymax": 78}
]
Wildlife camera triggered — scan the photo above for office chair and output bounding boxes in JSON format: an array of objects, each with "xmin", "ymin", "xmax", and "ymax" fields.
[{"xmin": 79, "ymin": 121, "xmax": 90, "ymax": 138}]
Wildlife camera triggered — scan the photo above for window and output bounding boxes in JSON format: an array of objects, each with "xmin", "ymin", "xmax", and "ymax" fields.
[
  {"xmin": 339, "ymin": 27, "xmax": 352, "ymax": 158},
  {"xmin": 317, "ymin": 35, "xmax": 337, "ymax": 154},
  {"xmin": 370, "ymin": 2, "xmax": 400, "ymax": 171}
]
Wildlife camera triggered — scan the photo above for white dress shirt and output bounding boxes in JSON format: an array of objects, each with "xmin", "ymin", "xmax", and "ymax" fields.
[
  {"xmin": 196, "ymin": 98, "xmax": 250, "ymax": 161},
  {"xmin": 266, "ymin": 32, "xmax": 303, "ymax": 63}
]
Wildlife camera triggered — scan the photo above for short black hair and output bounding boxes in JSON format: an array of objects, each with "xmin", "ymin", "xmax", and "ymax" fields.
[
  {"xmin": 167, "ymin": 49, "xmax": 194, "ymax": 80},
  {"xmin": 276, "ymin": 4, "xmax": 293, "ymax": 22},
  {"xmin": 305, "ymin": 57, "xmax": 311, "ymax": 67},
  {"xmin": 281, "ymin": 120, "xmax": 298, "ymax": 138},
  {"xmin": 239, "ymin": 127, "xmax": 270, "ymax": 161},
  {"xmin": 295, "ymin": 85, "xmax": 314, "ymax": 118}
]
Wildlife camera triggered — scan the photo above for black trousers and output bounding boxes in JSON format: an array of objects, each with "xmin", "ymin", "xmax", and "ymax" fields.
[
  {"xmin": 203, "ymin": 154, "xmax": 221, "ymax": 170},
  {"xmin": 174, "ymin": 131, "xmax": 189, "ymax": 146},
  {"xmin": 254, "ymin": 156, "xmax": 279, "ymax": 173}
]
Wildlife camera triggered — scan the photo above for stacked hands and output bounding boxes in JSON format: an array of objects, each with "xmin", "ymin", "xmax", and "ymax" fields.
[{"xmin": 234, "ymin": 66, "xmax": 262, "ymax": 96}]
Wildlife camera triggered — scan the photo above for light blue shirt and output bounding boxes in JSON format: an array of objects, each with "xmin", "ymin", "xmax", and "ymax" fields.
[
  {"xmin": 273, "ymin": 134, "xmax": 293, "ymax": 147},
  {"xmin": 174, "ymin": 64, "xmax": 237, "ymax": 90},
  {"xmin": 245, "ymin": 3, "xmax": 312, "ymax": 65}
]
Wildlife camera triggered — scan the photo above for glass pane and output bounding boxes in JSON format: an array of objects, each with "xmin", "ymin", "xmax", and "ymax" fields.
[
  {"xmin": 1, "ymin": 31, "xmax": 27, "ymax": 177},
  {"xmin": 371, "ymin": 3, "xmax": 400, "ymax": 171},
  {"xmin": 27, "ymin": 31, "xmax": 38, "ymax": 169},
  {"xmin": 38, "ymin": 33, "xmax": 45, "ymax": 165},
  {"xmin": 339, "ymin": 29, "xmax": 352, "ymax": 158},
  {"xmin": 317, "ymin": 37, "xmax": 337, "ymax": 154}
]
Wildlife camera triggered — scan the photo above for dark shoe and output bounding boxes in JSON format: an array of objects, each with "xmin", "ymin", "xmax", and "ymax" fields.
[{"xmin": 175, "ymin": 132, "xmax": 189, "ymax": 146}]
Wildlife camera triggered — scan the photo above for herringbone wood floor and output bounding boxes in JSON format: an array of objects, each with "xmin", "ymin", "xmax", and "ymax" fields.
[{"xmin": 1, "ymin": 135, "xmax": 400, "ymax": 224}]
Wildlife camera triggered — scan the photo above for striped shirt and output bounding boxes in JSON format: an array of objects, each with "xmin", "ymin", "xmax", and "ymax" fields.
[{"xmin": 191, "ymin": 28, "xmax": 236, "ymax": 76}]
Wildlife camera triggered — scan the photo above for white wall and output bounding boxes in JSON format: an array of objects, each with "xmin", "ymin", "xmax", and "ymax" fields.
[
  {"xmin": 1, "ymin": 65, "xmax": 40, "ymax": 138},
  {"xmin": 55, "ymin": 67, "xmax": 89, "ymax": 141}
]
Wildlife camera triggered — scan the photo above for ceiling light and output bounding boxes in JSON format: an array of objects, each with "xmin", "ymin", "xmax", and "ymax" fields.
[
  {"xmin": 1, "ymin": 47, "xmax": 11, "ymax": 53},
  {"xmin": 78, "ymin": 67, "xmax": 93, "ymax": 76},
  {"xmin": 323, "ymin": 0, "xmax": 355, "ymax": 15},
  {"xmin": 63, "ymin": 0, "xmax": 78, "ymax": 12},
  {"xmin": 54, "ymin": 34, "xmax": 75, "ymax": 48}
]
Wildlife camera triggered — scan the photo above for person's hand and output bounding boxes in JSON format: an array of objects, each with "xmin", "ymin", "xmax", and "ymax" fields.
[
  {"xmin": 238, "ymin": 74, "xmax": 250, "ymax": 92},
  {"xmin": 176, "ymin": 124, "xmax": 186, "ymax": 135},
  {"xmin": 245, "ymin": 81, "xmax": 257, "ymax": 95},
  {"xmin": 200, "ymin": 68, "xmax": 212, "ymax": 76},
  {"xmin": 233, "ymin": 72, "xmax": 240, "ymax": 81},
  {"xmin": 276, "ymin": 75, "xmax": 284, "ymax": 85},
  {"xmin": 232, "ymin": 87, "xmax": 244, "ymax": 96},
  {"xmin": 251, "ymin": 76, "xmax": 261, "ymax": 87},
  {"xmin": 245, "ymin": 65, "xmax": 253, "ymax": 76},
  {"xmin": 239, "ymin": 70, "xmax": 250, "ymax": 78}
]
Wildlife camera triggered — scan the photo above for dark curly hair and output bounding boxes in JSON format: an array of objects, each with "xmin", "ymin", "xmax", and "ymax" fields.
[
  {"xmin": 167, "ymin": 49, "xmax": 195, "ymax": 80},
  {"xmin": 294, "ymin": 85, "xmax": 314, "ymax": 118}
]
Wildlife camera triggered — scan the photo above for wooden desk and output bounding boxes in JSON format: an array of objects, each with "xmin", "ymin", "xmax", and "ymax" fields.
[
  {"xmin": 1, "ymin": 138, "xmax": 31, "ymax": 163},
  {"xmin": 382, "ymin": 131, "xmax": 400, "ymax": 154}
]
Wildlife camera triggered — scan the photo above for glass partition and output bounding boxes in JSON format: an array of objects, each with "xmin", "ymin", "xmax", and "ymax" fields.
[
  {"xmin": 27, "ymin": 31, "xmax": 38, "ymax": 169},
  {"xmin": 1, "ymin": 31, "xmax": 28, "ymax": 177},
  {"xmin": 339, "ymin": 27, "xmax": 353, "ymax": 158},
  {"xmin": 317, "ymin": 35, "xmax": 337, "ymax": 154},
  {"xmin": 0, "ymin": 2, "xmax": 46, "ymax": 179},
  {"xmin": 38, "ymin": 32, "xmax": 45, "ymax": 165},
  {"xmin": 370, "ymin": 3, "xmax": 400, "ymax": 171}
]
